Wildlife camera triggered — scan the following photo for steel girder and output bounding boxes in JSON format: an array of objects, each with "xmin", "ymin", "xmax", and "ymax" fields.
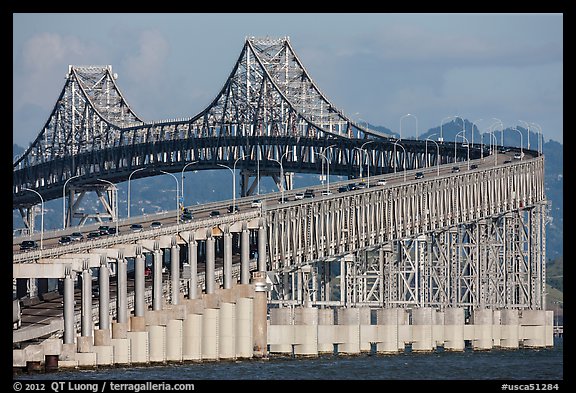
[{"xmin": 14, "ymin": 37, "xmax": 478, "ymax": 208}]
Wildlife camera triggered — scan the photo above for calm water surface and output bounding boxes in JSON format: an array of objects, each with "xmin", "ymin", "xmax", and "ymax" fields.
[{"xmin": 15, "ymin": 338, "xmax": 563, "ymax": 381}]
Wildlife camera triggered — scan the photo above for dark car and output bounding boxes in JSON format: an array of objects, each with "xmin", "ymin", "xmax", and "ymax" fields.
[
  {"xmin": 228, "ymin": 205, "xmax": 240, "ymax": 213},
  {"xmin": 338, "ymin": 186, "xmax": 349, "ymax": 193},
  {"xmin": 70, "ymin": 232, "xmax": 84, "ymax": 241},
  {"xmin": 181, "ymin": 212, "xmax": 193, "ymax": 222},
  {"xmin": 150, "ymin": 221, "xmax": 162, "ymax": 229},
  {"xmin": 19, "ymin": 240, "xmax": 38, "ymax": 251},
  {"xmin": 58, "ymin": 236, "xmax": 72, "ymax": 245},
  {"xmin": 87, "ymin": 231, "xmax": 101, "ymax": 239},
  {"xmin": 130, "ymin": 224, "xmax": 143, "ymax": 232},
  {"xmin": 107, "ymin": 227, "xmax": 119, "ymax": 235},
  {"xmin": 451, "ymin": 166, "xmax": 460, "ymax": 173},
  {"xmin": 210, "ymin": 210, "xmax": 220, "ymax": 217},
  {"xmin": 503, "ymin": 160, "xmax": 511, "ymax": 164},
  {"xmin": 415, "ymin": 172, "xmax": 425, "ymax": 179},
  {"xmin": 304, "ymin": 189, "xmax": 315, "ymax": 198},
  {"xmin": 98, "ymin": 225, "xmax": 110, "ymax": 236},
  {"xmin": 470, "ymin": 164, "xmax": 478, "ymax": 170}
]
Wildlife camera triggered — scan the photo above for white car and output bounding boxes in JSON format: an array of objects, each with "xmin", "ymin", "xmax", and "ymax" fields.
[
  {"xmin": 251, "ymin": 200, "xmax": 262, "ymax": 208},
  {"xmin": 294, "ymin": 193, "xmax": 305, "ymax": 200},
  {"xmin": 321, "ymin": 190, "xmax": 333, "ymax": 196},
  {"xmin": 376, "ymin": 179, "xmax": 387, "ymax": 186}
]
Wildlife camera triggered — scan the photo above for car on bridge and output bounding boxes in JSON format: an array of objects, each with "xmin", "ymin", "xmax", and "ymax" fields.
[
  {"xmin": 304, "ymin": 189, "xmax": 315, "ymax": 198},
  {"xmin": 87, "ymin": 231, "xmax": 101, "ymax": 239},
  {"xmin": 451, "ymin": 166, "xmax": 460, "ymax": 173},
  {"xmin": 19, "ymin": 240, "xmax": 38, "ymax": 251},
  {"xmin": 294, "ymin": 192, "xmax": 305, "ymax": 200},
  {"xmin": 470, "ymin": 164, "xmax": 478, "ymax": 170},
  {"xmin": 321, "ymin": 190, "xmax": 333, "ymax": 196},
  {"xmin": 376, "ymin": 179, "xmax": 387, "ymax": 186},
  {"xmin": 150, "ymin": 221, "xmax": 162, "ymax": 229},
  {"xmin": 278, "ymin": 196, "xmax": 289, "ymax": 203},
  {"xmin": 181, "ymin": 212, "xmax": 193, "ymax": 222},
  {"xmin": 228, "ymin": 205, "xmax": 240, "ymax": 213},
  {"xmin": 251, "ymin": 200, "xmax": 262, "ymax": 208},
  {"xmin": 98, "ymin": 225, "xmax": 110, "ymax": 236},
  {"xmin": 415, "ymin": 172, "xmax": 425, "ymax": 179},
  {"xmin": 338, "ymin": 186, "xmax": 349, "ymax": 193},
  {"xmin": 70, "ymin": 232, "xmax": 84, "ymax": 241},
  {"xmin": 107, "ymin": 227, "xmax": 119, "ymax": 235},
  {"xmin": 58, "ymin": 236, "xmax": 72, "ymax": 245},
  {"xmin": 130, "ymin": 224, "xmax": 143, "ymax": 232},
  {"xmin": 210, "ymin": 210, "xmax": 220, "ymax": 217}
]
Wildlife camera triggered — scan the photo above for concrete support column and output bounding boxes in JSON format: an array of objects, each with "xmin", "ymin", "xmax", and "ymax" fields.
[
  {"xmin": 223, "ymin": 229, "xmax": 233, "ymax": 289},
  {"xmin": 412, "ymin": 307, "xmax": 434, "ymax": 352},
  {"xmin": 376, "ymin": 308, "xmax": 400, "ymax": 354},
  {"xmin": 153, "ymin": 249, "xmax": 163, "ymax": 310},
  {"xmin": 472, "ymin": 308, "xmax": 493, "ymax": 350},
  {"xmin": 117, "ymin": 255, "xmax": 128, "ymax": 323},
  {"xmin": 134, "ymin": 253, "xmax": 145, "ymax": 317},
  {"xmin": 444, "ymin": 307, "xmax": 465, "ymax": 351},
  {"xmin": 99, "ymin": 256, "xmax": 110, "ymax": 330},
  {"xmin": 294, "ymin": 307, "xmax": 319, "ymax": 356},
  {"xmin": 63, "ymin": 273, "xmax": 75, "ymax": 345},
  {"xmin": 171, "ymin": 241, "xmax": 180, "ymax": 305},
  {"xmin": 188, "ymin": 237, "xmax": 198, "ymax": 299},
  {"xmin": 206, "ymin": 235, "xmax": 215, "ymax": 294},
  {"xmin": 258, "ymin": 219, "xmax": 266, "ymax": 272},
  {"xmin": 501, "ymin": 309, "xmax": 520, "ymax": 349},
  {"xmin": 241, "ymin": 227, "xmax": 250, "ymax": 284},
  {"xmin": 81, "ymin": 268, "xmax": 93, "ymax": 337},
  {"xmin": 252, "ymin": 271, "xmax": 268, "ymax": 358}
]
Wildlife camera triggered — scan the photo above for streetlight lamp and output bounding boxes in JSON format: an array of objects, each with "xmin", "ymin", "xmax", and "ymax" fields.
[
  {"xmin": 181, "ymin": 161, "xmax": 198, "ymax": 207},
  {"xmin": 460, "ymin": 135, "xmax": 470, "ymax": 170},
  {"xmin": 97, "ymin": 179, "xmax": 119, "ymax": 235},
  {"xmin": 63, "ymin": 174, "xmax": 81, "ymax": 229},
  {"xmin": 318, "ymin": 145, "xmax": 336, "ymax": 186},
  {"xmin": 512, "ymin": 128, "xmax": 524, "ymax": 160},
  {"xmin": 426, "ymin": 136, "xmax": 440, "ymax": 176},
  {"xmin": 492, "ymin": 118, "xmax": 504, "ymax": 147},
  {"xmin": 269, "ymin": 158, "xmax": 285, "ymax": 202},
  {"xmin": 128, "ymin": 168, "xmax": 145, "ymax": 219},
  {"xmin": 393, "ymin": 140, "xmax": 407, "ymax": 182},
  {"xmin": 519, "ymin": 120, "xmax": 531, "ymax": 151},
  {"xmin": 22, "ymin": 187, "xmax": 43, "ymax": 250},
  {"xmin": 159, "ymin": 171, "xmax": 179, "ymax": 225},
  {"xmin": 485, "ymin": 130, "xmax": 498, "ymax": 166},
  {"xmin": 454, "ymin": 130, "xmax": 465, "ymax": 164},
  {"xmin": 217, "ymin": 155, "xmax": 245, "ymax": 213},
  {"xmin": 439, "ymin": 115, "xmax": 454, "ymax": 143},
  {"xmin": 471, "ymin": 118, "xmax": 483, "ymax": 149},
  {"xmin": 530, "ymin": 122, "xmax": 543, "ymax": 154},
  {"xmin": 315, "ymin": 152, "xmax": 332, "ymax": 194},
  {"xmin": 400, "ymin": 113, "xmax": 418, "ymax": 140},
  {"xmin": 353, "ymin": 140, "xmax": 374, "ymax": 182}
]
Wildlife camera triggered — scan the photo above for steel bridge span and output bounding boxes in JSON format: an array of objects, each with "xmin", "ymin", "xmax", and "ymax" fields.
[{"xmin": 12, "ymin": 37, "xmax": 551, "ymax": 367}]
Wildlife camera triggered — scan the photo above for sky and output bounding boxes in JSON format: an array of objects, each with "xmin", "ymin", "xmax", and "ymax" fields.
[{"xmin": 12, "ymin": 13, "xmax": 563, "ymax": 147}]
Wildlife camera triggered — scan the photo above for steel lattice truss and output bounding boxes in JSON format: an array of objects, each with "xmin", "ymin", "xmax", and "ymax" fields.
[{"xmin": 14, "ymin": 37, "xmax": 478, "ymax": 211}]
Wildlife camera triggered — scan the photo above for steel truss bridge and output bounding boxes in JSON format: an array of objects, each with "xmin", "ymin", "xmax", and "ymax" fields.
[{"xmin": 13, "ymin": 37, "xmax": 547, "ymax": 321}]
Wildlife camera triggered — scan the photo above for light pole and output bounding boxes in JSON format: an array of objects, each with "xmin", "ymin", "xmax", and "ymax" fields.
[
  {"xmin": 485, "ymin": 130, "xmax": 498, "ymax": 166},
  {"xmin": 315, "ymin": 152, "xmax": 332, "ymax": 194},
  {"xmin": 425, "ymin": 133, "xmax": 436, "ymax": 167},
  {"xmin": 318, "ymin": 144, "xmax": 336, "ymax": 187},
  {"xmin": 97, "ymin": 179, "xmax": 119, "ymax": 235},
  {"xmin": 400, "ymin": 113, "xmax": 418, "ymax": 140},
  {"xmin": 460, "ymin": 135, "xmax": 470, "ymax": 170},
  {"xmin": 519, "ymin": 120, "xmax": 531, "ymax": 151},
  {"xmin": 280, "ymin": 150, "xmax": 293, "ymax": 193},
  {"xmin": 426, "ymin": 137, "xmax": 440, "ymax": 176},
  {"xmin": 454, "ymin": 130, "xmax": 465, "ymax": 164},
  {"xmin": 471, "ymin": 118, "xmax": 483, "ymax": 149},
  {"xmin": 217, "ymin": 155, "xmax": 245, "ymax": 213},
  {"xmin": 512, "ymin": 128, "xmax": 524, "ymax": 160},
  {"xmin": 393, "ymin": 140, "xmax": 407, "ymax": 182},
  {"xmin": 492, "ymin": 118, "xmax": 504, "ymax": 147},
  {"xmin": 530, "ymin": 122, "xmax": 543, "ymax": 154},
  {"xmin": 62, "ymin": 174, "xmax": 81, "ymax": 229},
  {"xmin": 269, "ymin": 158, "xmax": 284, "ymax": 202},
  {"xmin": 128, "ymin": 168, "xmax": 145, "ymax": 219},
  {"xmin": 181, "ymin": 161, "xmax": 198, "ymax": 207},
  {"xmin": 353, "ymin": 140, "xmax": 374, "ymax": 182},
  {"xmin": 22, "ymin": 187, "xmax": 44, "ymax": 250},
  {"xmin": 439, "ymin": 115, "xmax": 454, "ymax": 143},
  {"xmin": 159, "ymin": 171, "xmax": 179, "ymax": 225}
]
